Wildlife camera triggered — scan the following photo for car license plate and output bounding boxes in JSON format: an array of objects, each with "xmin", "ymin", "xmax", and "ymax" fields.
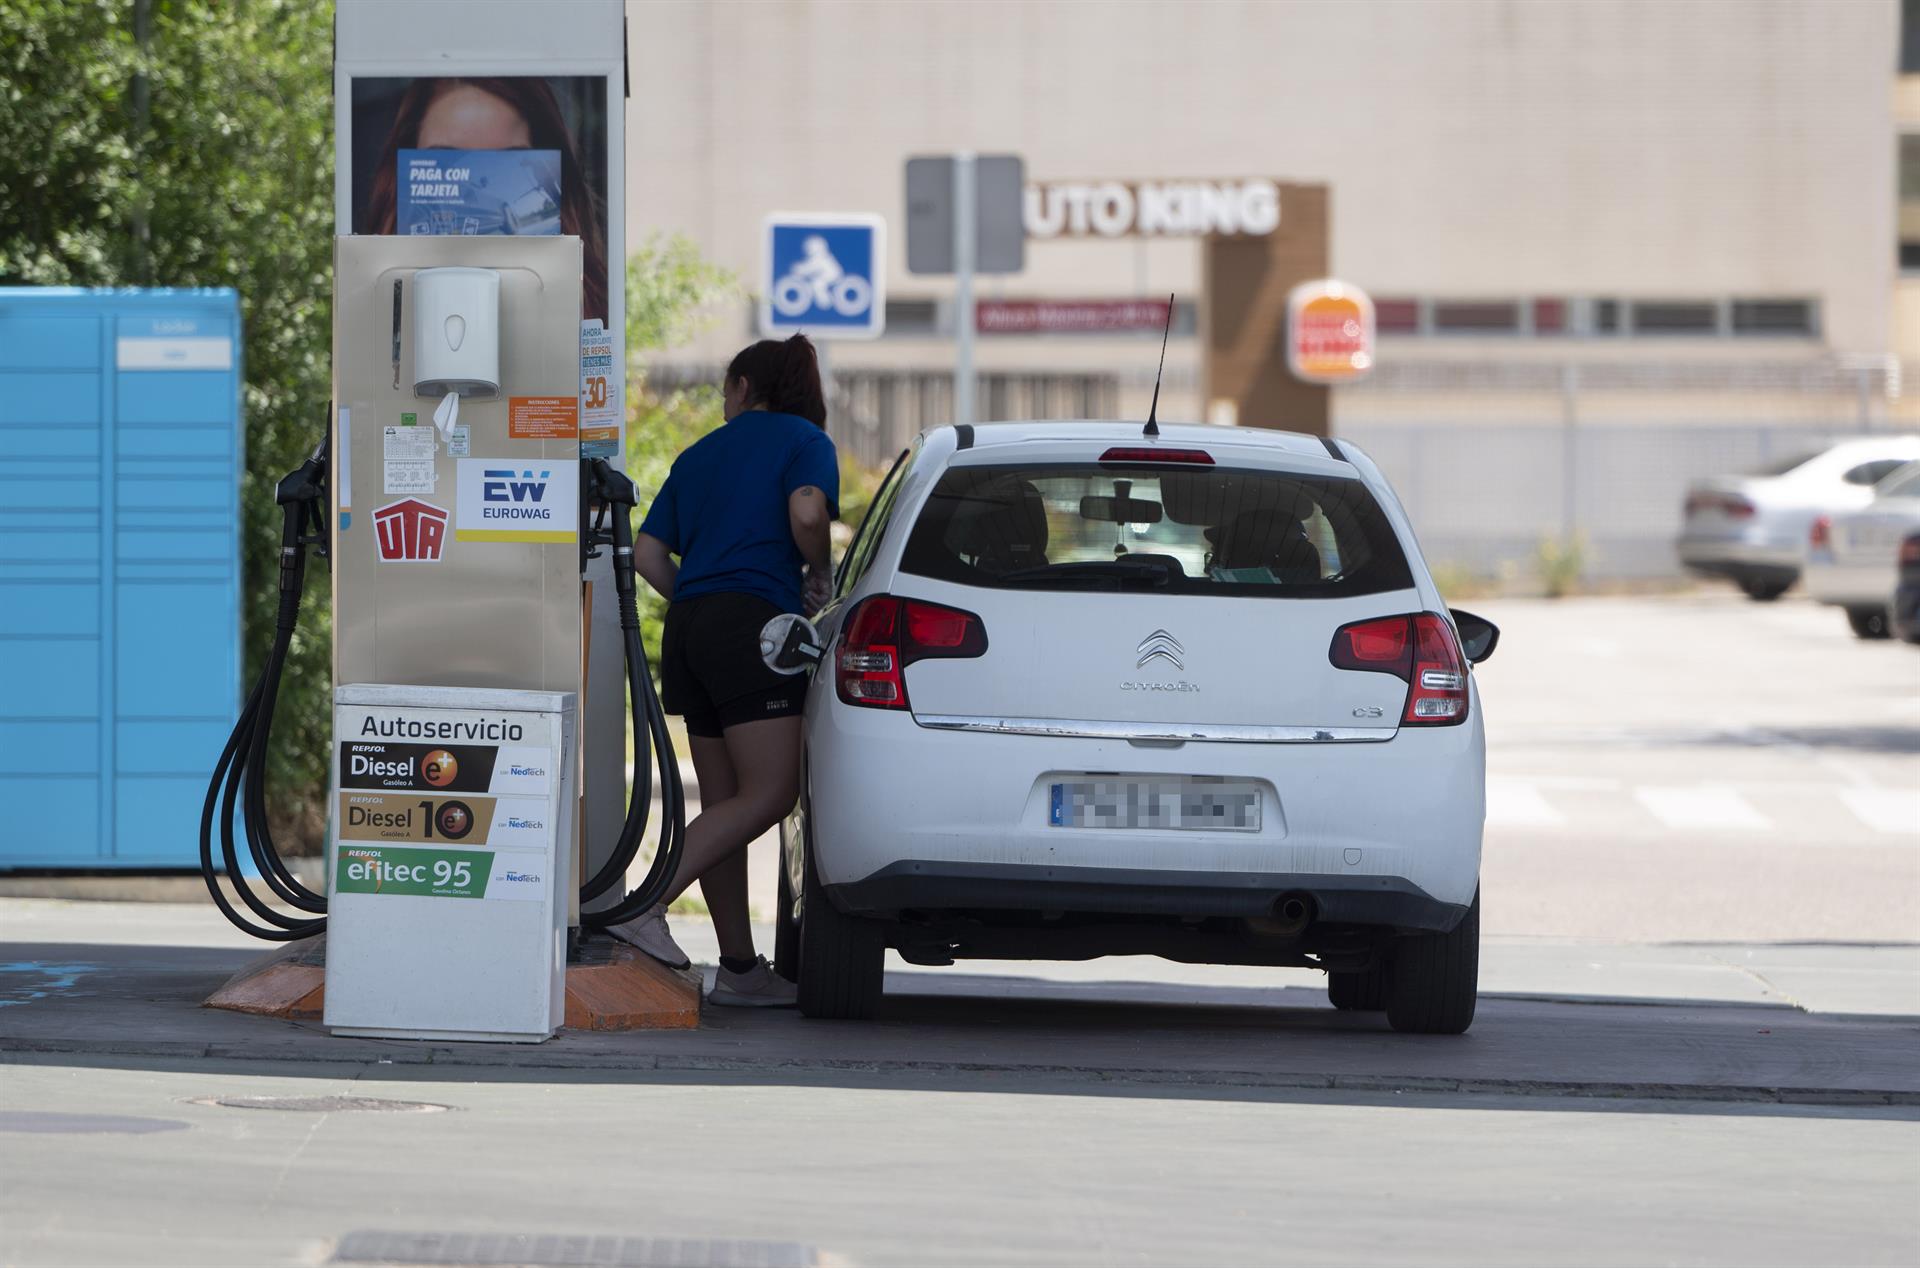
[{"xmin": 1049, "ymin": 777, "xmax": 1261, "ymax": 832}]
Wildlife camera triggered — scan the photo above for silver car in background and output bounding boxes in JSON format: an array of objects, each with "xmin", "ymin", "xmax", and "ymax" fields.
[
  {"xmin": 1676, "ymin": 436, "xmax": 1920, "ymax": 600},
  {"xmin": 1804, "ymin": 461, "xmax": 1920, "ymax": 639}
]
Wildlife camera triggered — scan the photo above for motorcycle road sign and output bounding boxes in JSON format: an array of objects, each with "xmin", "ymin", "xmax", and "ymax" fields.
[{"xmin": 760, "ymin": 213, "xmax": 887, "ymax": 340}]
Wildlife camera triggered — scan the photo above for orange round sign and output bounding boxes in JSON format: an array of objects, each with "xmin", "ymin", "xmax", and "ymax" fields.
[{"xmin": 1287, "ymin": 281, "xmax": 1375, "ymax": 384}]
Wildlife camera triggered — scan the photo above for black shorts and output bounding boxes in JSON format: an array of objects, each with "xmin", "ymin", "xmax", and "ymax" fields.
[{"xmin": 659, "ymin": 592, "xmax": 808, "ymax": 738}]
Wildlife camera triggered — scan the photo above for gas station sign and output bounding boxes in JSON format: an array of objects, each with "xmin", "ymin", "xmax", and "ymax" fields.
[{"xmin": 1286, "ymin": 280, "xmax": 1376, "ymax": 385}]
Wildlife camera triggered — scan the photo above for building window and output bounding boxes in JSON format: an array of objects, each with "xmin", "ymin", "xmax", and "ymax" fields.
[
  {"xmin": 1532, "ymin": 299, "xmax": 1567, "ymax": 335},
  {"xmin": 1630, "ymin": 300, "xmax": 1720, "ymax": 335},
  {"xmin": 1905, "ymin": 0, "xmax": 1920, "ymax": 74},
  {"xmin": 1373, "ymin": 298, "xmax": 1420, "ymax": 334},
  {"xmin": 1730, "ymin": 299, "xmax": 1817, "ymax": 336},
  {"xmin": 1431, "ymin": 300, "xmax": 1519, "ymax": 334},
  {"xmin": 884, "ymin": 298, "xmax": 940, "ymax": 336},
  {"xmin": 1594, "ymin": 300, "xmax": 1621, "ymax": 334}
]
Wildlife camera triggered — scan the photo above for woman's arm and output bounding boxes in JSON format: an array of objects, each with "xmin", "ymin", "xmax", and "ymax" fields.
[
  {"xmin": 634, "ymin": 531, "xmax": 678, "ymax": 602},
  {"xmin": 788, "ymin": 484, "xmax": 832, "ymax": 573}
]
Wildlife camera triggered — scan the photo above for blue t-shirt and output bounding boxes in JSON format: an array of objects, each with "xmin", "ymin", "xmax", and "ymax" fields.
[{"xmin": 639, "ymin": 410, "xmax": 839, "ymax": 613}]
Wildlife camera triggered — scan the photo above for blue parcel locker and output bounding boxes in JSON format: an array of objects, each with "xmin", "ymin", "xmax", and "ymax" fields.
[{"xmin": 0, "ymin": 288, "xmax": 242, "ymax": 869}]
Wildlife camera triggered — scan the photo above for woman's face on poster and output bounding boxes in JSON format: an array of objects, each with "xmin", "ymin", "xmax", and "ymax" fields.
[{"xmin": 417, "ymin": 84, "xmax": 531, "ymax": 149}]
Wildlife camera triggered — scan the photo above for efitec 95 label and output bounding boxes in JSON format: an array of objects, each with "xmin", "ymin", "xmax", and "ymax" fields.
[{"xmin": 336, "ymin": 845, "xmax": 493, "ymax": 899}]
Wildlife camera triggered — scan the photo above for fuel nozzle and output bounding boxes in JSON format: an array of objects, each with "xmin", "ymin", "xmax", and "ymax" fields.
[{"xmin": 584, "ymin": 457, "xmax": 642, "ymax": 618}]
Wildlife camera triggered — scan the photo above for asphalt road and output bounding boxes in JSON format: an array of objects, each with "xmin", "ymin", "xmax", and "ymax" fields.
[
  {"xmin": 2, "ymin": 1059, "xmax": 1915, "ymax": 1268},
  {"xmin": 2, "ymin": 591, "xmax": 1916, "ymax": 1267}
]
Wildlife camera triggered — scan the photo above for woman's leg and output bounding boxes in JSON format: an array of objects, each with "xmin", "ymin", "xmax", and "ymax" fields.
[
  {"xmin": 686, "ymin": 734, "xmax": 753, "ymax": 961},
  {"xmin": 665, "ymin": 716, "xmax": 802, "ymax": 923}
]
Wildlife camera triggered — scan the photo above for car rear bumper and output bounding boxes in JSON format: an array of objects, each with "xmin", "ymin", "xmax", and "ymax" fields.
[
  {"xmin": 1803, "ymin": 556, "xmax": 1895, "ymax": 608},
  {"xmin": 804, "ymin": 681, "xmax": 1485, "ymax": 915},
  {"xmin": 824, "ymin": 861, "xmax": 1471, "ymax": 933},
  {"xmin": 1676, "ymin": 535, "xmax": 1800, "ymax": 581}
]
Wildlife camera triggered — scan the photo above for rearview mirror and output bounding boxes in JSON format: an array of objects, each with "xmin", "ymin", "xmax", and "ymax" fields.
[
  {"xmin": 1451, "ymin": 609, "xmax": 1500, "ymax": 664},
  {"xmin": 1080, "ymin": 495, "xmax": 1163, "ymax": 525}
]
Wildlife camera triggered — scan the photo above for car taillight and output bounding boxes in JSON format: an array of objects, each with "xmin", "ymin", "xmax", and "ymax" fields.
[
  {"xmin": 1098, "ymin": 446, "xmax": 1214, "ymax": 465},
  {"xmin": 1686, "ymin": 492, "xmax": 1754, "ymax": 519},
  {"xmin": 1809, "ymin": 515, "xmax": 1831, "ymax": 549},
  {"xmin": 1901, "ymin": 534, "xmax": 1920, "ymax": 566},
  {"xmin": 1329, "ymin": 612, "xmax": 1470, "ymax": 726},
  {"xmin": 836, "ymin": 595, "xmax": 988, "ymax": 710}
]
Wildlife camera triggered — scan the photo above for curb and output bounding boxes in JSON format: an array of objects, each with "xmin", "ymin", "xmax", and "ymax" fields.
[{"xmin": 3, "ymin": 1037, "xmax": 1913, "ymax": 1108}]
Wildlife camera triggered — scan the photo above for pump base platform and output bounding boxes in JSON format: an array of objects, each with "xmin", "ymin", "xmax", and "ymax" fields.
[{"xmin": 203, "ymin": 934, "xmax": 701, "ymax": 1032}]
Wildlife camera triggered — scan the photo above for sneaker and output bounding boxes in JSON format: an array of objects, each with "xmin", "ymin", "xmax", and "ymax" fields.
[
  {"xmin": 605, "ymin": 905, "xmax": 690, "ymax": 970},
  {"xmin": 707, "ymin": 956, "xmax": 798, "ymax": 1008}
]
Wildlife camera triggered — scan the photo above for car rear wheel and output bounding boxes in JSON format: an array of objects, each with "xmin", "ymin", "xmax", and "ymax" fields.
[
  {"xmin": 796, "ymin": 821, "xmax": 886, "ymax": 1020},
  {"xmin": 1846, "ymin": 606, "xmax": 1891, "ymax": 639},
  {"xmin": 1327, "ymin": 962, "xmax": 1389, "ymax": 1011},
  {"xmin": 1385, "ymin": 890, "xmax": 1479, "ymax": 1035},
  {"xmin": 1739, "ymin": 577, "xmax": 1791, "ymax": 601}
]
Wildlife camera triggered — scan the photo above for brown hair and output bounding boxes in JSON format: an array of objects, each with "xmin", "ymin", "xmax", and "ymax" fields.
[
  {"xmin": 726, "ymin": 336, "xmax": 827, "ymax": 428},
  {"xmin": 362, "ymin": 77, "xmax": 608, "ymax": 325}
]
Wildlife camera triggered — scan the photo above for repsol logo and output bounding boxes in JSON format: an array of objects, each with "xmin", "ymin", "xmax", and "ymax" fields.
[{"xmin": 360, "ymin": 715, "xmax": 524, "ymax": 742}]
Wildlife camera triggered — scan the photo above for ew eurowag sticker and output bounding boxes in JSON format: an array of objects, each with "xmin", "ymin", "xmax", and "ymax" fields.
[{"xmin": 455, "ymin": 458, "xmax": 577, "ymax": 544}]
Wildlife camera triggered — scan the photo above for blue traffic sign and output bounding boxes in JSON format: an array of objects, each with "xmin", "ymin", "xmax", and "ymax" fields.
[{"xmin": 760, "ymin": 213, "xmax": 887, "ymax": 340}]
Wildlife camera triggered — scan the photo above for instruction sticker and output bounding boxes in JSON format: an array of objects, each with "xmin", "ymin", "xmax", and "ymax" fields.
[
  {"xmin": 447, "ymin": 424, "xmax": 470, "ymax": 457},
  {"xmin": 508, "ymin": 396, "xmax": 578, "ymax": 440},
  {"xmin": 384, "ymin": 425, "xmax": 436, "ymax": 460},
  {"xmin": 384, "ymin": 460, "xmax": 436, "ymax": 495}
]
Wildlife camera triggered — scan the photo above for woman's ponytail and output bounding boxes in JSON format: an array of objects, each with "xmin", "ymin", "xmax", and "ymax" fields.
[{"xmin": 724, "ymin": 335, "xmax": 828, "ymax": 428}]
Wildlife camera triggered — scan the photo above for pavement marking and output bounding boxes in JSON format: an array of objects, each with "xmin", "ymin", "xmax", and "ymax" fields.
[
  {"xmin": 1485, "ymin": 778, "xmax": 1565, "ymax": 827},
  {"xmin": 1839, "ymin": 787, "xmax": 1920, "ymax": 835},
  {"xmin": 1632, "ymin": 785, "xmax": 1771, "ymax": 832}
]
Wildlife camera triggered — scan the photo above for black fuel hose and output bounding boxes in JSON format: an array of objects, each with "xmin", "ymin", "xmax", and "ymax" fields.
[
  {"xmin": 576, "ymin": 459, "xmax": 688, "ymax": 929},
  {"xmin": 201, "ymin": 446, "xmax": 686, "ymax": 940},
  {"xmin": 197, "ymin": 442, "xmax": 330, "ymax": 940}
]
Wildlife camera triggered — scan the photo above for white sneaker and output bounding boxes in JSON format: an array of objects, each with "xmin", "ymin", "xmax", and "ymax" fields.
[
  {"xmin": 707, "ymin": 956, "xmax": 798, "ymax": 1008},
  {"xmin": 605, "ymin": 905, "xmax": 690, "ymax": 970}
]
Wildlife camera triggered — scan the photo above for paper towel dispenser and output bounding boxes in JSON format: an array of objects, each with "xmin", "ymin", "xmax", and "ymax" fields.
[{"xmin": 412, "ymin": 266, "xmax": 501, "ymax": 399}]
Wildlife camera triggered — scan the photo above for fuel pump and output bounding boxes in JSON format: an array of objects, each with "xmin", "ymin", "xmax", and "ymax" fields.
[{"xmin": 199, "ymin": 235, "xmax": 685, "ymax": 1041}]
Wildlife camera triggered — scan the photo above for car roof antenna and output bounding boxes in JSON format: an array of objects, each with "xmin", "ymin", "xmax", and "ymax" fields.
[{"xmin": 1144, "ymin": 293, "xmax": 1173, "ymax": 438}]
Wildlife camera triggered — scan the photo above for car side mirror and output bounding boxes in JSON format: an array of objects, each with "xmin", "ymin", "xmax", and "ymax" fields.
[{"xmin": 1451, "ymin": 609, "xmax": 1500, "ymax": 664}]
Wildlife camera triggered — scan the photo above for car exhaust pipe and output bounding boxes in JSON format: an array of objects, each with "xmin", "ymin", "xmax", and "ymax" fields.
[{"xmin": 1247, "ymin": 892, "xmax": 1315, "ymax": 940}]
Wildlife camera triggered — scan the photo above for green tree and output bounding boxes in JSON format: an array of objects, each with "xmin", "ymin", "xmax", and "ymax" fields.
[{"xmin": 1, "ymin": 0, "xmax": 336, "ymax": 845}]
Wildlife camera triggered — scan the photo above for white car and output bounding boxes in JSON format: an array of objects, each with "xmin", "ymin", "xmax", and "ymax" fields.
[
  {"xmin": 778, "ymin": 421, "xmax": 1497, "ymax": 1034},
  {"xmin": 1804, "ymin": 461, "xmax": 1920, "ymax": 639},
  {"xmin": 1677, "ymin": 436, "xmax": 1920, "ymax": 600}
]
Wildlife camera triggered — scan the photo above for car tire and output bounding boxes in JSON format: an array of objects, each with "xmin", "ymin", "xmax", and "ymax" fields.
[
  {"xmin": 1846, "ymin": 606, "xmax": 1891, "ymax": 640},
  {"xmin": 1385, "ymin": 890, "xmax": 1479, "ymax": 1035},
  {"xmin": 796, "ymin": 820, "xmax": 886, "ymax": 1020},
  {"xmin": 1327, "ymin": 962, "xmax": 1389, "ymax": 1011},
  {"xmin": 1739, "ymin": 577, "xmax": 1791, "ymax": 601},
  {"xmin": 773, "ymin": 823, "xmax": 799, "ymax": 982}
]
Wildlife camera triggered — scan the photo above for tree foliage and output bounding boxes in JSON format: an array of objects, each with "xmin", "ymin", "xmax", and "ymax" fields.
[{"xmin": 2, "ymin": 0, "xmax": 336, "ymax": 842}]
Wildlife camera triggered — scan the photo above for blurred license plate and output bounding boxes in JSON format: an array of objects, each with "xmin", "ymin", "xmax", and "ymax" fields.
[{"xmin": 1049, "ymin": 778, "xmax": 1261, "ymax": 832}]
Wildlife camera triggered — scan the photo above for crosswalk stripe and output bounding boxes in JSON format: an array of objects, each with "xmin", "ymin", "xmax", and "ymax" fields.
[
  {"xmin": 1838, "ymin": 788, "xmax": 1920, "ymax": 835},
  {"xmin": 1485, "ymin": 779, "xmax": 1566, "ymax": 827},
  {"xmin": 1631, "ymin": 785, "xmax": 1771, "ymax": 832}
]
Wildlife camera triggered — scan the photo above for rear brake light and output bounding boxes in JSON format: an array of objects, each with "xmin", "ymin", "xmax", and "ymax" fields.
[
  {"xmin": 1809, "ymin": 515, "xmax": 1831, "ymax": 550},
  {"xmin": 1686, "ymin": 492, "xmax": 1754, "ymax": 519},
  {"xmin": 1901, "ymin": 535, "xmax": 1920, "ymax": 566},
  {"xmin": 1329, "ymin": 612, "xmax": 1470, "ymax": 726},
  {"xmin": 836, "ymin": 595, "xmax": 989, "ymax": 710},
  {"xmin": 1098, "ymin": 446, "xmax": 1214, "ymax": 465}
]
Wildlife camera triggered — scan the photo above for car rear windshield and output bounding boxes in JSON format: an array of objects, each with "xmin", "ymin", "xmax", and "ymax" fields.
[{"xmin": 899, "ymin": 461, "xmax": 1415, "ymax": 598}]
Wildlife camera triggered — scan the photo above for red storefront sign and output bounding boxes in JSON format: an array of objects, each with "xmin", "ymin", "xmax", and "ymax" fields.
[
  {"xmin": 1286, "ymin": 281, "xmax": 1375, "ymax": 384},
  {"xmin": 977, "ymin": 298, "xmax": 1173, "ymax": 335}
]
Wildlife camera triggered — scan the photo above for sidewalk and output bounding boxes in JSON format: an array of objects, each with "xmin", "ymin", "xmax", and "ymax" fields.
[{"xmin": 3, "ymin": 898, "xmax": 1915, "ymax": 1106}]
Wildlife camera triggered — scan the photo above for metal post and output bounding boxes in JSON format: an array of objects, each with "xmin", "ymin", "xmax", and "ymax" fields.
[
  {"xmin": 1560, "ymin": 362, "xmax": 1579, "ymax": 542},
  {"xmin": 953, "ymin": 152, "xmax": 977, "ymax": 426}
]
